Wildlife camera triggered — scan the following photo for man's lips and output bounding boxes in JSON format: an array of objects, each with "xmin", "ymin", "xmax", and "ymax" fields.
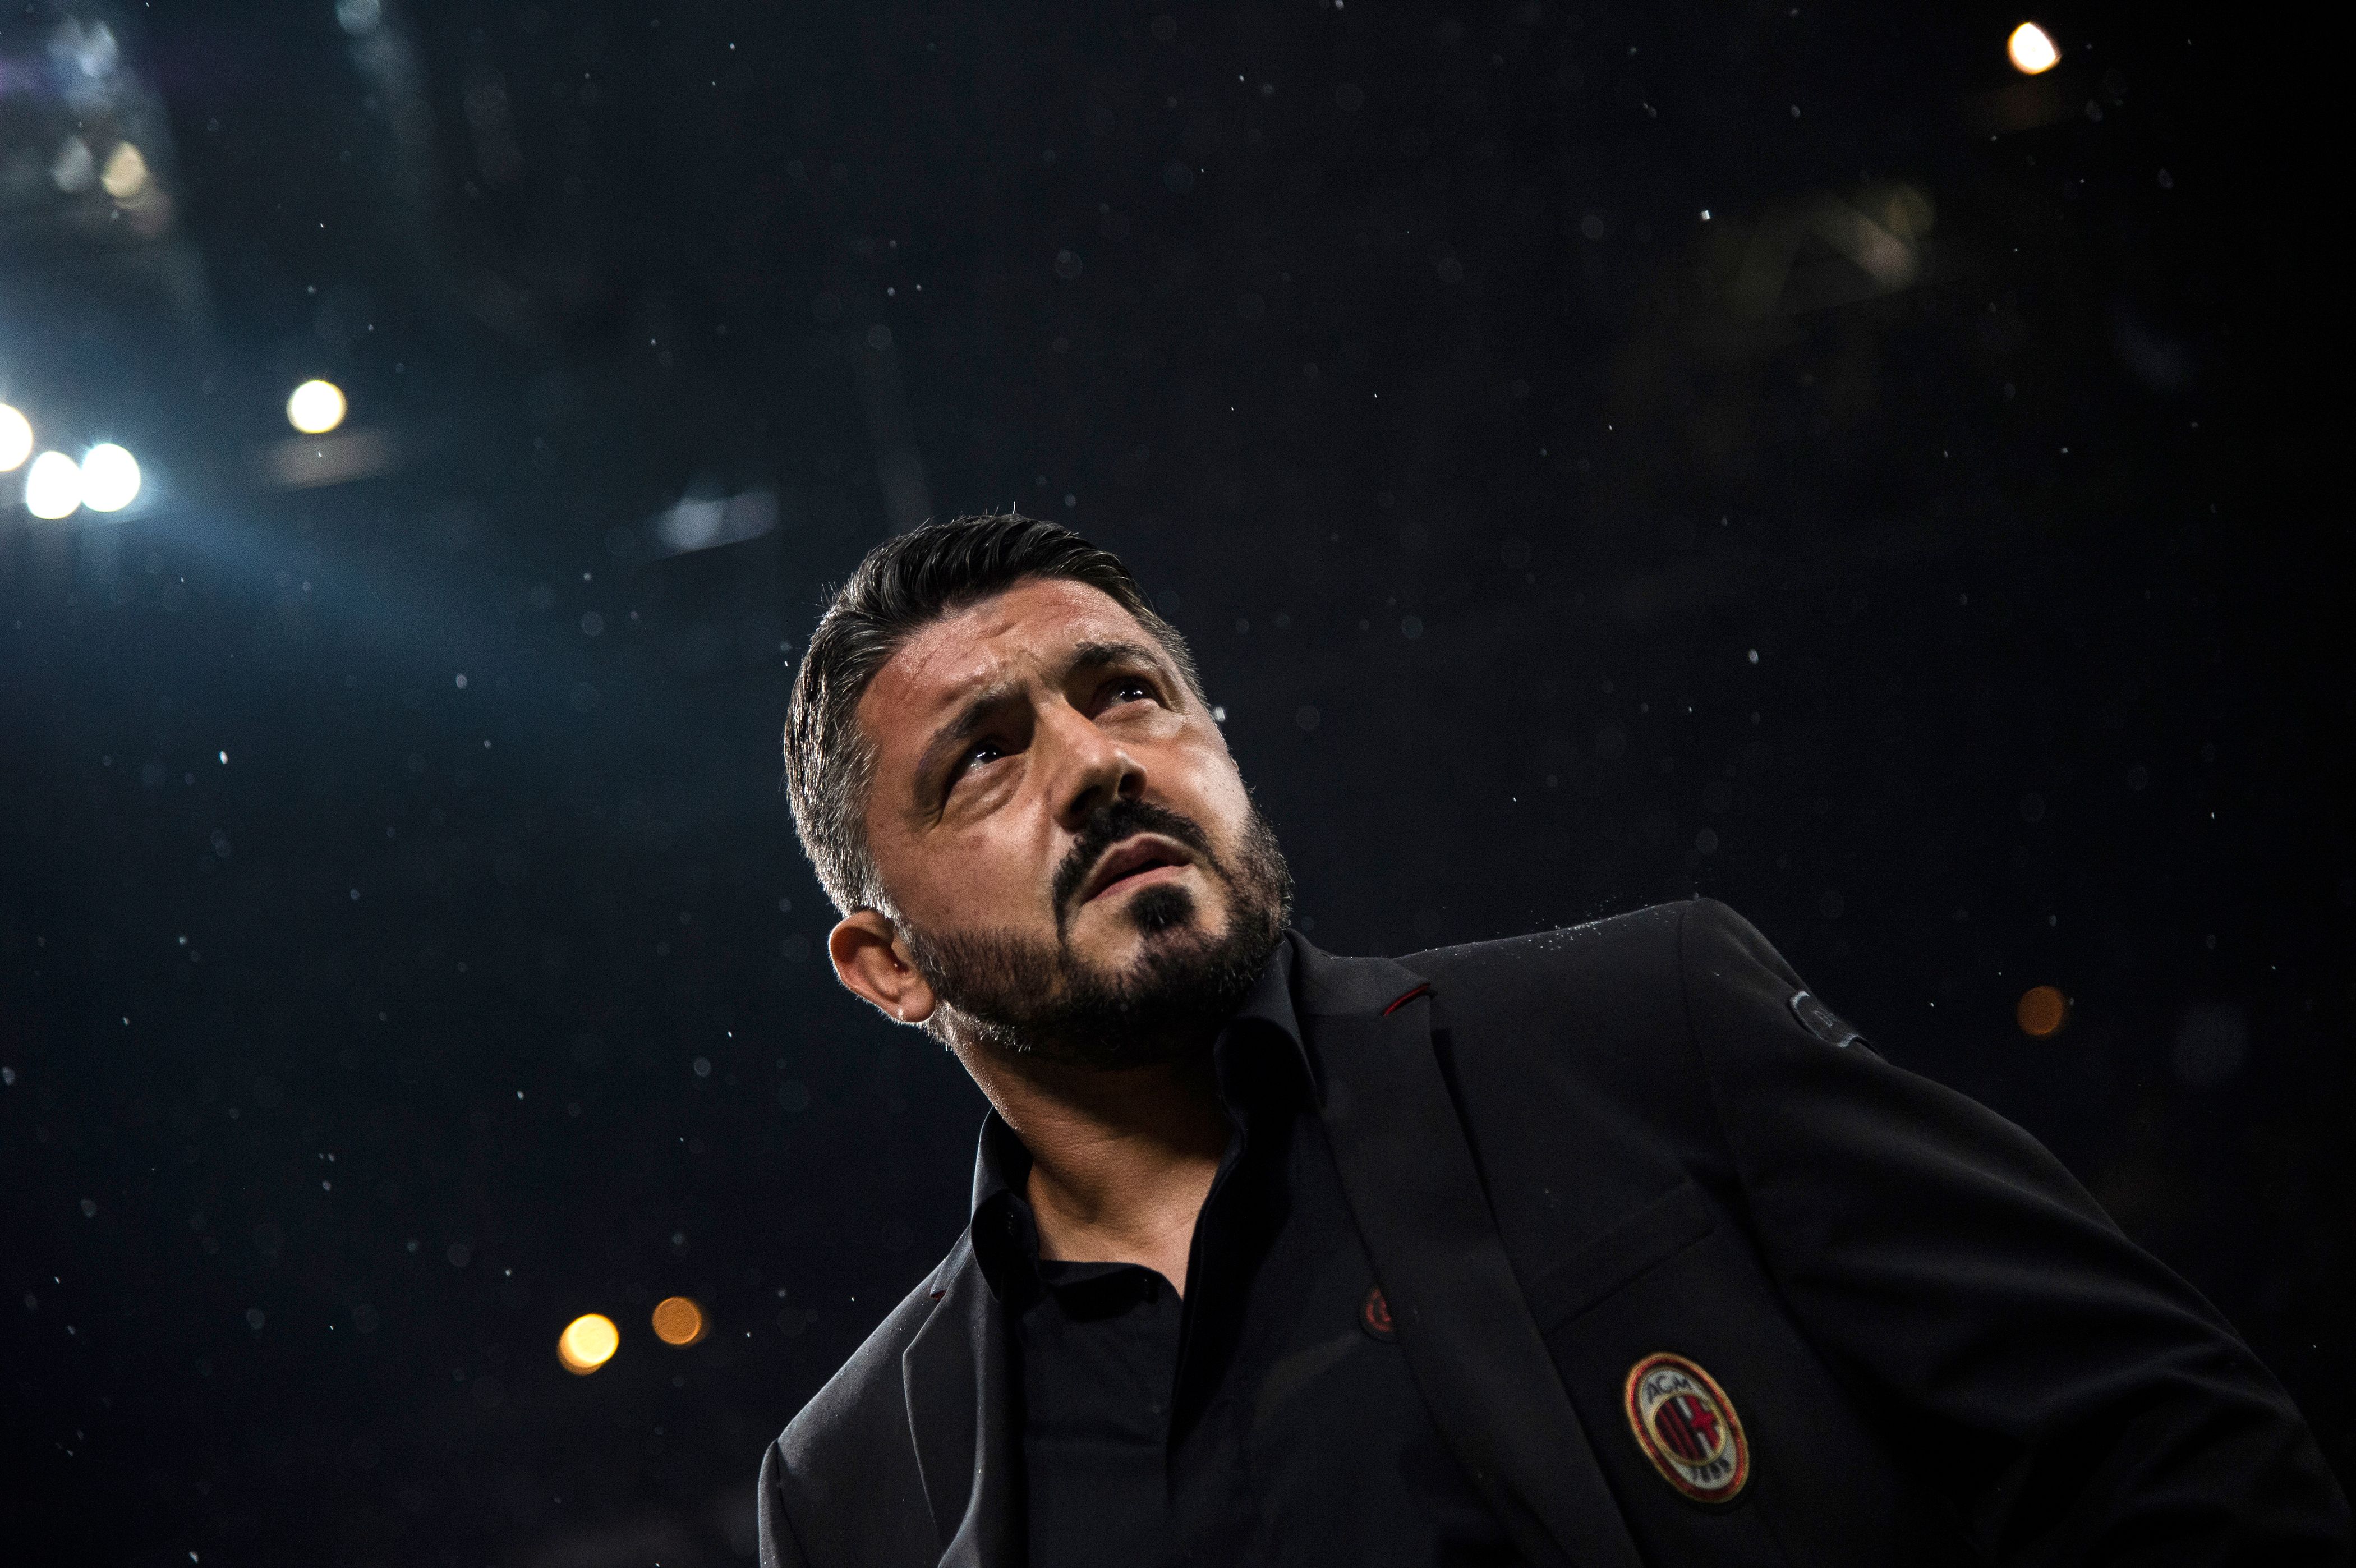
[{"xmin": 1077, "ymin": 834, "xmax": 1195, "ymax": 904}]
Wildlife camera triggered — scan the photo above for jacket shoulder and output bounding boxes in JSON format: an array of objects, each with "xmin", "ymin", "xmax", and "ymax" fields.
[
  {"xmin": 1401, "ymin": 898, "xmax": 1788, "ymax": 999},
  {"xmin": 1400, "ymin": 898, "xmax": 1692, "ymax": 998},
  {"xmin": 777, "ymin": 1272, "xmax": 933, "ymax": 1469},
  {"xmin": 762, "ymin": 1253, "xmax": 951, "ymax": 1566}
]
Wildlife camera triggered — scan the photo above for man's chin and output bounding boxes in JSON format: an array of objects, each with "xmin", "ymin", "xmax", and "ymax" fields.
[{"xmin": 1072, "ymin": 880, "xmax": 1224, "ymax": 955}]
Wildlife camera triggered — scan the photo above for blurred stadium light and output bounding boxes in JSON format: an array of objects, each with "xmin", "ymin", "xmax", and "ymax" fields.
[
  {"xmin": 0, "ymin": 405, "xmax": 31, "ymax": 471},
  {"xmin": 651, "ymin": 488, "xmax": 777, "ymax": 556},
  {"xmin": 556, "ymin": 1313, "xmax": 619, "ymax": 1375},
  {"xmin": 287, "ymin": 380, "xmax": 349, "ymax": 435},
  {"xmin": 2008, "ymin": 23, "xmax": 2060, "ymax": 75},
  {"xmin": 24, "ymin": 450, "xmax": 82, "ymax": 518},
  {"xmin": 77, "ymin": 442, "xmax": 140, "ymax": 512}
]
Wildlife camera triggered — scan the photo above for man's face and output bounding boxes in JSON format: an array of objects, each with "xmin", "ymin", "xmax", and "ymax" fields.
[{"xmin": 843, "ymin": 576, "xmax": 1287, "ymax": 1062}]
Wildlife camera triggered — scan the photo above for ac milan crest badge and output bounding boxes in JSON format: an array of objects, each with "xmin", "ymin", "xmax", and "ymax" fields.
[{"xmin": 1622, "ymin": 1353, "xmax": 1750, "ymax": 1503}]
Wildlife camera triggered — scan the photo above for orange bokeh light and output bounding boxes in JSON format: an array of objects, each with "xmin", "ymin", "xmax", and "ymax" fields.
[
  {"xmin": 2016, "ymin": 985, "xmax": 2069, "ymax": 1038},
  {"xmin": 651, "ymin": 1295, "xmax": 706, "ymax": 1346}
]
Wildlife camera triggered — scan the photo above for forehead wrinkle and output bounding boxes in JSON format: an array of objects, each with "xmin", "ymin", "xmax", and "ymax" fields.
[{"xmin": 862, "ymin": 616, "xmax": 1013, "ymax": 753}]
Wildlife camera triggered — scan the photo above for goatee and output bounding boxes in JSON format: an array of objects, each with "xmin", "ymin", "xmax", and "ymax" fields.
[{"xmin": 899, "ymin": 798, "xmax": 1292, "ymax": 1068}]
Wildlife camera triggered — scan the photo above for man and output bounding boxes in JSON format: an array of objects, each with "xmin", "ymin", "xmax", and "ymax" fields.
[{"xmin": 761, "ymin": 513, "xmax": 2346, "ymax": 1567}]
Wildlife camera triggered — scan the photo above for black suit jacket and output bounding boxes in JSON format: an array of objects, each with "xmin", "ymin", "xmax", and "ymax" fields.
[{"xmin": 758, "ymin": 900, "xmax": 2348, "ymax": 1567}]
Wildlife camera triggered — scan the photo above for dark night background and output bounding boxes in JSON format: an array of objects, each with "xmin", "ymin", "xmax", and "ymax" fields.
[{"xmin": 3, "ymin": 0, "xmax": 2348, "ymax": 1564}]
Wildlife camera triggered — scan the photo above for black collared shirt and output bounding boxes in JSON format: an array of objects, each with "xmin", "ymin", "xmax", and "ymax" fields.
[{"xmin": 969, "ymin": 946, "xmax": 1517, "ymax": 1568}]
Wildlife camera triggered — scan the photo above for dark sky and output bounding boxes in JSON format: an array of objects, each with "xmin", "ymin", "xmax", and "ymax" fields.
[{"xmin": 2, "ymin": 1, "xmax": 2348, "ymax": 1564}]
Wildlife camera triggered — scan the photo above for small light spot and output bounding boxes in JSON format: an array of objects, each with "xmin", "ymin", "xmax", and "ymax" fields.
[{"xmin": 2016, "ymin": 985, "xmax": 2069, "ymax": 1037}]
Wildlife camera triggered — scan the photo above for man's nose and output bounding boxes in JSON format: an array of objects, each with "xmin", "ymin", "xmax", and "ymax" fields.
[{"xmin": 1044, "ymin": 701, "xmax": 1143, "ymax": 827}]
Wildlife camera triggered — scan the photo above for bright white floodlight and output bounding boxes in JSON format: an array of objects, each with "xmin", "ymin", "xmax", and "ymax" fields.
[
  {"xmin": 25, "ymin": 450, "xmax": 82, "ymax": 518},
  {"xmin": 0, "ymin": 404, "xmax": 31, "ymax": 472},
  {"xmin": 287, "ymin": 379, "xmax": 348, "ymax": 434},
  {"xmin": 79, "ymin": 443, "xmax": 142, "ymax": 512},
  {"xmin": 2008, "ymin": 22, "xmax": 2059, "ymax": 74}
]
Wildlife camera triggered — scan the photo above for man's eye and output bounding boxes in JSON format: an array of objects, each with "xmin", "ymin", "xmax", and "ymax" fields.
[
  {"xmin": 964, "ymin": 741, "xmax": 1005, "ymax": 770},
  {"xmin": 1106, "ymin": 678, "xmax": 1154, "ymax": 706}
]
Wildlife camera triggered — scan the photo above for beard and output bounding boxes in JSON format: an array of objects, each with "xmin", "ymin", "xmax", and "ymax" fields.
[{"xmin": 897, "ymin": 797, "xmax": 1292, "ymax": 1069}]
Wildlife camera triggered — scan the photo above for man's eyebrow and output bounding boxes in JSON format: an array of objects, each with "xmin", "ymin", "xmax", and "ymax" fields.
[
  {"xmin": 1064, "ymin": 637, "xmax": 1169, "ymax": 678},
  {"xmin": 910, "ymin": 678, "xmax": 1022, "ymax": 806},
  {"xmin": 906, "ymin": 640, "xmax": 1175, "ymax": 808}
]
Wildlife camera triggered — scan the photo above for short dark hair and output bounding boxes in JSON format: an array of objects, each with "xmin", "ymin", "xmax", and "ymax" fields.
[{"xmin": 784, "ymin": 512, "xmax": 1205, "ymax": 916}]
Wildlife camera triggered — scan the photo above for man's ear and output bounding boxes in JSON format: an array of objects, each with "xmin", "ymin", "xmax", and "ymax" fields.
[{"xmin": 829, "ymin": 910, "xmax": 938, "ymax": 1026}]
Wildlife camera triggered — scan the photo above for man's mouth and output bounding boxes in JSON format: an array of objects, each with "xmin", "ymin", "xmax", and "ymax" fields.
[{"xmin": 1078, "ymin": 835, "xmax": 1194, "ymax": 905}]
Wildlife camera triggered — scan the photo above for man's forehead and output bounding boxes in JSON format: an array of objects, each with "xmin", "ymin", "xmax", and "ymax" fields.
[{"xmin": 862, "ymin": 577, "xmax": 1152, "ymax": 724}]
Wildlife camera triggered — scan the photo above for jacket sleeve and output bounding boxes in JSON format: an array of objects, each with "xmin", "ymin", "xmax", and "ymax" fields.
[{"xmin": 1676, "ymin": 899, "xmax": 2349, "ymax": 1565}]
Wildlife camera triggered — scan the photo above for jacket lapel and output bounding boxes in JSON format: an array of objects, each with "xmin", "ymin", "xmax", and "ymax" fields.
[
  {"xmin": 900, "ymin": 1235, "xmax": 1017, "ymax": 1568},
  {"xmin": 1294, "ymin": 936, "xmax": 1644, "ymax": 1568}
]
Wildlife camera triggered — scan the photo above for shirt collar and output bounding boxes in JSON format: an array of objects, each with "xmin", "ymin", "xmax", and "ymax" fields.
[{"xmin": 966, "ymin": 938, "xmax": 1309, "ymax": 1298}]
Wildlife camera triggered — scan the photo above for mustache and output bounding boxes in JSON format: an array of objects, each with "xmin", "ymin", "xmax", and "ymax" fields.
[{"xmin": 1050, "ymin": 798, "xmax": 1218, "ymax": 921}]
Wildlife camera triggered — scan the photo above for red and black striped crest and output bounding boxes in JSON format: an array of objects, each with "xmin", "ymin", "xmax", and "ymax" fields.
[{"xmin": 1622, "ymin": 1352, "xmax": 1750, "ymax": 1502}]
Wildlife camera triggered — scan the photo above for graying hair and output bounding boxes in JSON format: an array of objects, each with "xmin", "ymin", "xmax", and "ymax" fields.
[{"xmin": 783, "ymin": 513, "xmax": 1205, "ymax": 916}]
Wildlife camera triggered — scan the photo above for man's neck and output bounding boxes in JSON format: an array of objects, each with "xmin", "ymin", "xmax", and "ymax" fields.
[{"xmin": 967, "ymin": 1043, "xmax": 1230, "ymax": 1296}]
